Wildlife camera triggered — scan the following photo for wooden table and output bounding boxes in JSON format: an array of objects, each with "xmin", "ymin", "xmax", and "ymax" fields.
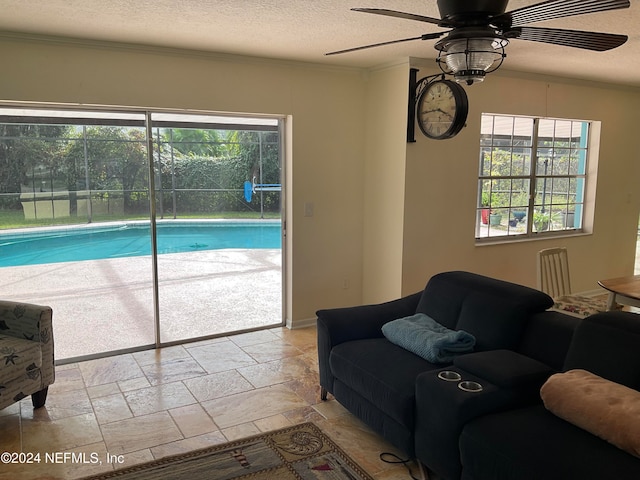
[{"xmin": 597, "ymin": 274, "xmax": 640, "ymax": 311}]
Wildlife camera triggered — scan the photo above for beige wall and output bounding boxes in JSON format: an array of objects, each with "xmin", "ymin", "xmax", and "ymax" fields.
[
  {"xmin": 0, "ymin": 35, "xmax": 367, "ymax": 326},
  {"xmin": 361, "ymin": 63, "xmax": 410, "ymax": 303},
  {"xmin": 1, "ymin": 34, "xmax": 639, "ymax": 322},
  {"xmin": 400, "ymin": 65, "xmax": 640, "ymax": 295}
]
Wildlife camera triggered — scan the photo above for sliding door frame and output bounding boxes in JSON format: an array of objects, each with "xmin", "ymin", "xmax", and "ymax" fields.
[
  {"xmin": 148, "ymin": 110, "xmax": 286, "ymax": 348},
  {"xmin": 0, "ymin": 102, "xmax": 287, "ymax": 363}
]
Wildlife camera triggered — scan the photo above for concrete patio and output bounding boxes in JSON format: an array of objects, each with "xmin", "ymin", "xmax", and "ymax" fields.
[{"xmin": 0, "ymin": 249, "xmax": 282, "ymax": 361}]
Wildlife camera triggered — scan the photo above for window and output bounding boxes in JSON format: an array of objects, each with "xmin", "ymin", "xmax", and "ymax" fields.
[{"xmin": 476, "ymin": 114, "xmax": 590, "ymax": 241}]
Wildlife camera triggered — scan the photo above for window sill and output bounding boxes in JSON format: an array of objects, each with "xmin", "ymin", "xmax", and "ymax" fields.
[{"xmin": 475, "ymin": 230, "xmax": 592, "ymax": 247}]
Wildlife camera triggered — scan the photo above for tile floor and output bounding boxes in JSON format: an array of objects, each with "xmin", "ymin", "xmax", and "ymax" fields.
[{"xmin": 0, "ymin": 327, "xmax": 413, "ymax": 480}]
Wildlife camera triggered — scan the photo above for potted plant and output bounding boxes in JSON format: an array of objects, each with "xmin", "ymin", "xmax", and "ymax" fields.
[
  {"xmin": 533, "ymin": 211, "xmax": 558, "ymax": 232},
  {"xmin": 488, "ymin": 192, "xmax": 511, "ymax": 227},
  {"xmin": 561, "ymin": 209, "xmax": 575, "ymax": 228},
  {"xmin": 512, "ymin": 191, "xmax": 529, "ymax": 222},
  {"xmin": 481, "ymin": 191, "xmax": 491, "ymax": 225}
]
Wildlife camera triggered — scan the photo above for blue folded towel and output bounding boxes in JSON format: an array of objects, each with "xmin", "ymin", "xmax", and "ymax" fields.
[{"xmin": 382, "ymin": 313, "xmax": 476, "ymax": 364}]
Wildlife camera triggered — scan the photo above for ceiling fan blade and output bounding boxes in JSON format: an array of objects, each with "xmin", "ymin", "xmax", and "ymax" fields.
[
  {"xmin": 497, "ymin": 0, "xmax": 630, "ymax": 27},
  {"xmin": 510, "ymin": 26, "xmax": 628, "ymax": 51},
  {"xmin": 325, "ymin": 32, "xmax": 444, "ymax": 56},
  {"xmin": 351, "ymin": 8, "xmax": 443, "ymax": 26}
]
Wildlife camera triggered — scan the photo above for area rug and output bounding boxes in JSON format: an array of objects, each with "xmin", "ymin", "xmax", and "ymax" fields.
[{"xmin": 80, "ymin": 422, "xmax": 374, "ymax": 480}]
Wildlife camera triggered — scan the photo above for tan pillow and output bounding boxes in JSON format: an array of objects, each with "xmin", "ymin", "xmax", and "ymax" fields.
[{"xmin": 540, "ymin": 369, "xmax": 640, "ymax": 458}]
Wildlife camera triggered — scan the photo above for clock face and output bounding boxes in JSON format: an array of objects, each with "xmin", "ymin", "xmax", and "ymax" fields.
[{"xmin": 416, "ymin": 80, "xmax": 468, "ymax": 140}]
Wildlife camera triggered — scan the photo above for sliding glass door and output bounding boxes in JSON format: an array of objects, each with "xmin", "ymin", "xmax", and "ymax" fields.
[
  {"xmin": 0, "ymin": 107, "xmax": 284, "ymax": 361},
  {"xmin": 0, "ymin": 112, "xmax": 155, "ymax": 359},
  {"xmin": 149, "ymin": 114, "xmax": 283, "ymax": 343}
]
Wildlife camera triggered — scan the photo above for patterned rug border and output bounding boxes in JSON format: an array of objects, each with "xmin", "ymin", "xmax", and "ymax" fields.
[{"xmin": 79, "ymin": 422, "xmax": 374, "ymax": 480}]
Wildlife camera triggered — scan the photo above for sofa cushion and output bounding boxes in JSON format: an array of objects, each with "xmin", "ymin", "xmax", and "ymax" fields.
[
  {"xmin": 460, "ymin": 405, "xmax": 640, "ymax": 480},
  {"xmin": 541, "ymin": 369, "xmax": 640, "ymax": 458},
  {"xmin": 518, "ymin": 311, "xmax": 579, "ymax": 371},
  {"xmin": 564, "ymin": 311, "xmax": 640, "ymax": 390},
  {"xmin": 0, "ymin": 334, "xmax": 42, "ymax": 384},
  {"xmin": 329, "ymin": 338, "xmax": 438, "ymax": 428},
  {"xmin": 382, "ymin": 313, "xmax": 475, "ymax": 364},
  {"xmin": 416, "ymin": 271, "xmax": 553, "ymax": 331},
  {"xmin": 416, "ymin": 271, "xmax": 553, "ymax": 351},
  {"xmin": 455, "ymin": 295, "xmax": 531, "ymax": 351}
]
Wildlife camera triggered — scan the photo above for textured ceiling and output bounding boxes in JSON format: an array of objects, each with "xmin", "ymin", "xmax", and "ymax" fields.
[{"xmin": 0, "ymin": 0, "xmax": 639, "ymax": 87}]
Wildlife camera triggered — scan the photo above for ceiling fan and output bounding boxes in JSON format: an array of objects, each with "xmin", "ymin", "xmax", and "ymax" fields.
[{"xmin": 327, "ymin": 0, "xmax": 631, "ymax": 85}]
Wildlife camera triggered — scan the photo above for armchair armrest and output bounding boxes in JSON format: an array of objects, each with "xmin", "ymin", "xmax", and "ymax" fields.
[
  {"xmin": 0, "ymin": 301, "xmax": 54, "ymax": 387},
  {"xmin": 316, "ymin": 291, "xmax": 422, "ymax": 398},
  {"xmin": 0, "ymin": 300, "xmax": 52, "ymax": 343}
]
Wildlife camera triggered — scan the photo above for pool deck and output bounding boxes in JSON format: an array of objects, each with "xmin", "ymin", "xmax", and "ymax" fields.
[{"xmin": 0, "ymin": 249, "xmax": 282, "ymax": 361}]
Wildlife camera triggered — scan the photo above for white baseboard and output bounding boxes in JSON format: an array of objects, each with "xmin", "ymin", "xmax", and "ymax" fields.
[{"xmin": 286, "ymin": 317, "xmax": 316, "ymax": 329}]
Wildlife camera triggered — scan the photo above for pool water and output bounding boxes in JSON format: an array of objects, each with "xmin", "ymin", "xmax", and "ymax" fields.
[{"xmin": 0, "ymin": 221, "xmax": 281, "ymax": 267}]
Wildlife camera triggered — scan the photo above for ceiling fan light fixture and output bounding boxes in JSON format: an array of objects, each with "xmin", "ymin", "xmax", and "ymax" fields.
[{"xmin": 436, "ymin": 36, "xmax": 508, "ymax": 85}]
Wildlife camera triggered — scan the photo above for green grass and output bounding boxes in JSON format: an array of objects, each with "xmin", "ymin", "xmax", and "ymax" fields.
[{"xmin": 0, "ymin": 210, "xmax": 280, "ymax": 230}]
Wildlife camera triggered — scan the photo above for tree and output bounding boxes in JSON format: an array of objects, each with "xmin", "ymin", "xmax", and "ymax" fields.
[
  {"xmin": 0, "ymin": 124, "xmax": 69, "ymax": 209},
  {"xmin": 63, "ymin": 126, "xmax": 148, "ymax": 212},
  {"xmin": 165, "ymin": 128, "xmax": 227, "ymax": 158},
  {"xmin": 157, "ymin": 129, "xmax": 281, "ymax": 214}
]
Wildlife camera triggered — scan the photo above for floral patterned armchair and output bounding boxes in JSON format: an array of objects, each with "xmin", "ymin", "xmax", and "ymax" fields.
[{"xmin": 0, "ymin": 301, "xmax": 54, "ymax": 410}]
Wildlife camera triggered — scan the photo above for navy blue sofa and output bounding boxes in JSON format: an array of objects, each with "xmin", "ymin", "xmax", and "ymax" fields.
[
  {"xmin": 317, "ymin": 272, "xmax": 573, "ymax": 472},
  {"xmin": 459, "ymin": 311, "xmax": 640, "ymax": 480}
]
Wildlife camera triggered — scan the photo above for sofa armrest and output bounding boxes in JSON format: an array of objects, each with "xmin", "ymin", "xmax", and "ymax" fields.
[
  {"xmin": 316, "ymin": 291, "xmax": 422, "ymax": 397},
  {"xmin": 453, "ymin": 350, "xmax": 554, "ymax": 389},
  {"xmin": 316, "ymin": 291, "xmax": 423, "ymax": 346},
  {"xmin": 415, "ymin": 368, "xmax": 518, "ymax": 479},
  {"xmin": 416, "ymin": 351, "xmax": 554, "ymax": 479}
]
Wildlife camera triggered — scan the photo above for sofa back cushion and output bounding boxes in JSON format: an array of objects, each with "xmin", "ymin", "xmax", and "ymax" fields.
[
  {"xmin": 564, "ymin": 311, "xmax": 640, "ymax": 390},
  {"xmin": 518, "ymin": 310, "xmax": 579, "ymax": 370},
  {"xmin": 456, "ymin": 295, "xmax": 529, "ymax": 351},
  {"xmin": 416, "ymin": 271, "xmax": 554, "ymax": 351}
]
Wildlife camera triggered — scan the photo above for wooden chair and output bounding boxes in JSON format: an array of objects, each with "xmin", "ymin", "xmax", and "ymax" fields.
[{"xmin": 536, "ymin": 247, "xmax": 608, "ymax": 317}]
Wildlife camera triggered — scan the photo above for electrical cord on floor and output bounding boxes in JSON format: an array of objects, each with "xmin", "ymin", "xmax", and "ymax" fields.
[{"xmin": 379, "ymin": 452, "xmax": 426, "ymax": 480}]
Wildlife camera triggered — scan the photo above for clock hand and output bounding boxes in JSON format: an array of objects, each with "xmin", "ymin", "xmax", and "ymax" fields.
[{"xmin": 424, "ymin": 108, "xmax": 453, "ymax": 119}]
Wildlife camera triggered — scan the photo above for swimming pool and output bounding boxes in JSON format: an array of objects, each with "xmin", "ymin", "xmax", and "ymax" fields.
[{"xmin": 0, "ymin": 220, "xmax": 282, "ymax": 267}]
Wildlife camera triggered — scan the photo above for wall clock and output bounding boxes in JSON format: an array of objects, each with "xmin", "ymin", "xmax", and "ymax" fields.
[{"xmin": 416, "ymin": 79, "xmax": 468, "ymax": 140}]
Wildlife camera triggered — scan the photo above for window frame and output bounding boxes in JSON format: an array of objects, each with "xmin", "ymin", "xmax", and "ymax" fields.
[{"xmin": 476, "ymin": 113, "xmax": 592, "ymax": 243}]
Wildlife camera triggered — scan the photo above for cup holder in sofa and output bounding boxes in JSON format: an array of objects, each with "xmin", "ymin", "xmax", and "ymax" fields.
[
  {"xmin": 438, "ymin": 370, "xmax": 462, "ymax": 382},
  {"xmin": 437, "ymin": 370, "xmax": 483, "ymax": 392},
  {"xmin": 458, "ymin": 380, "xmax": 484, "ymax": 393}
]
